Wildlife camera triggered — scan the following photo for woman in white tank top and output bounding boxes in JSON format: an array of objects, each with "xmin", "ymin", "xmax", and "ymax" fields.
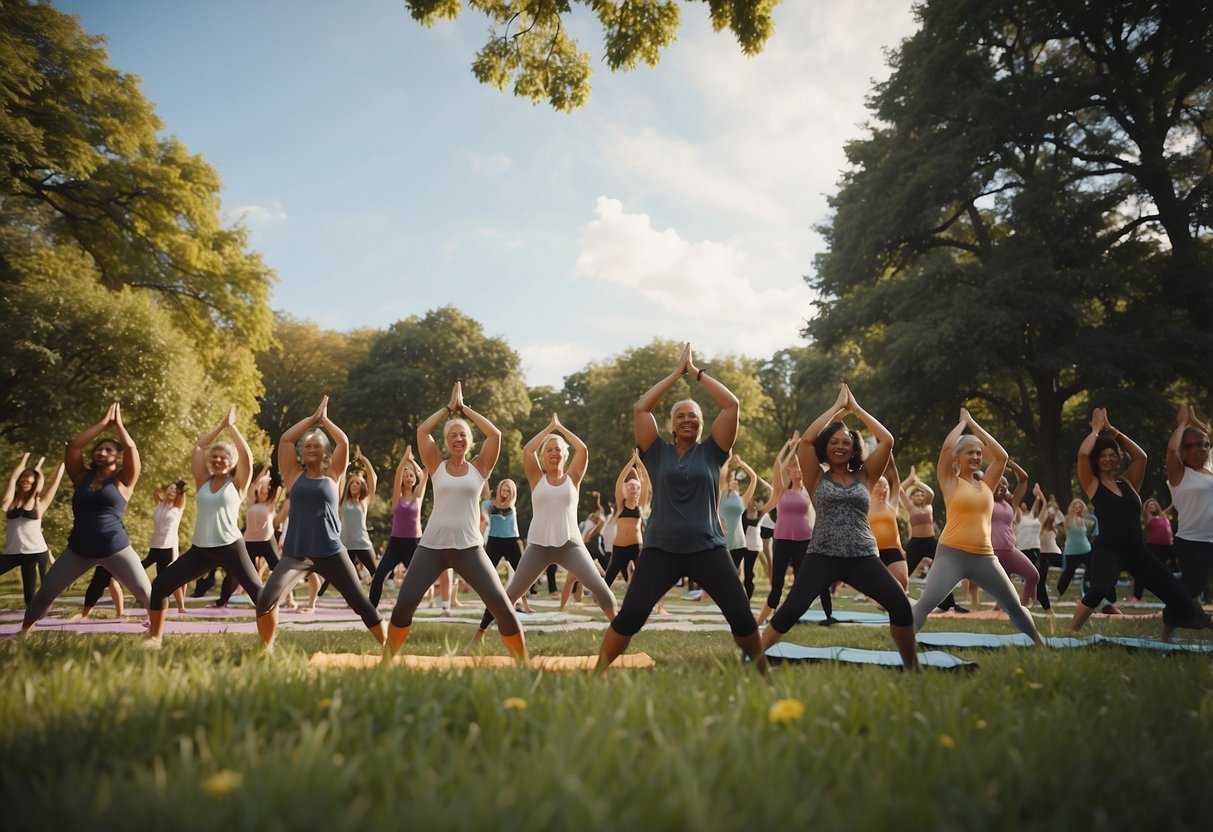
[{"xmin": 465, "ymin": 414, "xmax": 618, "ymax": 649}]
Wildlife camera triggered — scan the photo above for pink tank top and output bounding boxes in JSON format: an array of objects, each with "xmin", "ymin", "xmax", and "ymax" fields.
[
  {"xmin": 990, "ymin": 499, "xmax": 1016, "ymax": 552},
  {"xmin": 774, "ymin": 488, "xmax": 813, "ymax": 540},
  {"xmin": 391, "ymin": 497, "xmax": 421, "ymax": 538},
  {"xmin": 1145, "ymin": 516, "xmax": 1173, "ymax": 546}
]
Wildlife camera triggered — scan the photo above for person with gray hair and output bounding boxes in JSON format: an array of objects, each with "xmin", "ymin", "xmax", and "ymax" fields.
[
  {"xmin": 465, "ymin": 413, "xmax": 617, "ymax": 649},
  {"xmin": 384, "ymin": 381, "xmax": 527, "ymax": 664},
  {"xmin": 145, "ymin": 407, "xmax": 262, "ymax": 646},
  {"xmin": 909, "ymin": 408, "xmax": 1043, "ymax": 644},
  {"xmin": 595, "ymin": 343, "xmax": 765, "ymax": 673}
]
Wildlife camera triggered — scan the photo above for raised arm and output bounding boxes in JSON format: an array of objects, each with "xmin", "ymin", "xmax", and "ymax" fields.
[
  {"xmin": 317, "ymin": 403, "xmax": 350, "ymax": 483},
  {"xmin": 227, "ymin": 409, "xmax": 254, "ymax": 497},
  {"xmin": 522, "ymin": 417, "xmax": 554, "ymax": 490},
  {"xmin": 550, "ymin": 413, "xmax": 588, "ymax": 486},
  {"xmin": 356, "ymin": 448, "xmax": 378, "ymax": 501},
  {"xmin": 736, "ymin": 456, "xmax": 759, "ymax": 505},
  {"xmin": 900, "ymin": 464, "xmax": 935, "ymax": 504},
  {"xmin": 761, "ymin": 438, "xmax": 793, "ymax": 512},
  {"xmin": 684, "ymin": 346, "xmax": 739, "ymax": 452},
  {"xmin": 797, "ymin": 385, "xmax": 851, "ymax": 496},
  {"xmin": 614, "ymin": 456, "xmax": 634, "ymax": 509},
  {"xmin": 459, "ymin": 402, "xmax": 501, "ymax": 480},
  {"xmin": 937, "ymin": 415, "xmax": 967, "ymax": 502},
  {"xmin": 1101, "ymin": 410, "xmax": 1147, "ymax": 492},
  {"xmin": 1167, "ymin": 403, "xmax": 1194, "ymax": 488},
  {"xmin": 110, "ymin": 403, "xmax": 140, "ymax": 496},
  {"xmin": 37, "ymin": 462, "xmax": 66, "ymax": 515},
  {"xmin": 634, "ymin": 343, "xmax": 690, "ymax": 453},
  {"xmin": 66, "ymin": 404, "xmax": 117, "ymax": 486},
  {"xmin": 1076, "ymin": 408, "xmax": 1106, "ymax": 498},
  {"xmin": 277, "ymin": 396, "xmax": 329, "ymax": 486},
  {"xmin": 882, "ymin": 453, "xmax": 901, "ymax": 510},
  {"xmin": 1029, "ymin": 483, "xmax": 1046, "ymax": 518},
  {"xmin": 248, "ymin": 464, "xmax": 270, "ymax": 506},
  {"xmin": 4, "ymin": 453, "xmax": 30, "ymax": 507},
  {"xmin": 1006, "ymin": 458, "xmax": 1030, "ymax": 505},
  {"xmin": 959, "ymin": 409, "xmax": 1007, "ymax": 492},
  {"xmin": 416, "ymin": 397, "xmax": 452, "ymax": 475},
  {"xmin": 194, "ymin": 408, "xmax": 234, "ymax": 487},
  {"xmin": 846, "ymin": 385, "xmax": 893, "ymax": 487}
]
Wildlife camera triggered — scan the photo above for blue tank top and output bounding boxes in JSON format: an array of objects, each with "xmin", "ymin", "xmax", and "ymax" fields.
[
  {"xmin": 67, "ymin": 472, "xmax": 130, "ymax": 557},
  {"xmin": 720, "ymin": 492, "xmax": 746, "ymax": 550},
  {"xmin": 283, "ymin": 476, "xmax": 342, "ymax": 558},
  {"xmin": 487, "ymin": 505, "xmax": 519, "ymax": 538}
]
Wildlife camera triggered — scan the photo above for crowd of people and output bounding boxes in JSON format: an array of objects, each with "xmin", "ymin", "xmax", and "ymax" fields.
[{"xmin": 5, "ymin": 346, "xmax": 1213, "ymax": 668}]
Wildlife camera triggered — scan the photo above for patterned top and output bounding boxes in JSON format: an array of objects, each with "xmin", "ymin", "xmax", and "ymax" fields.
[{"xmin": 808, "ymin": 475, "xmax": 878, "ymax": 559}]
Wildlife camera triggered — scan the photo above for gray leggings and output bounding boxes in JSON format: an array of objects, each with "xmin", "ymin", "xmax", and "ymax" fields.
[
  {"xmin": 23, "ymin": 546, "xmax": 151, "ymax": 626},
  {"xmin": 389, "ymin": 544, "xmax": 521, "ymax": 636},
  {"xmin": 911, "ymin": 544, "xmax": 1038, "ymax": 637},
  {"xmin": 479, "ymin": 538, "xmax": 617, "ymax": 630},
  {"xmin": 256, "ymin": 553, "xmax": 382, "ymax": 628}
]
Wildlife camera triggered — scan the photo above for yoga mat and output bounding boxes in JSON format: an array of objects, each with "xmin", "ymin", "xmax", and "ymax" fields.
[
  {"xmin": 915, "ymin": 631, "xmax": 1213, "ymax": 652},
  {"xmin": 309, "ymin": 652, "xmax": 655, "ymax": 671},
  {"xmin": 799, "ymin": 609, "xmax": 889, "ymax": 624},
  {"xmin": 765, "ymin": 642, "xmax": 975, "ymax": 670}
]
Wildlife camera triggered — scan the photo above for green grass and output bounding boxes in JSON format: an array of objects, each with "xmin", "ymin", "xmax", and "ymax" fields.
[{"xmin": 2, "ymin": 578, "xmax": 1212, "ymax": 831}]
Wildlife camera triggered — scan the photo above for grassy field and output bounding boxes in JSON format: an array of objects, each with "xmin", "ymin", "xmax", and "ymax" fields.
[{"xmin": 2, "ymin": 576, "xmax": 1211, "ymax": 832}]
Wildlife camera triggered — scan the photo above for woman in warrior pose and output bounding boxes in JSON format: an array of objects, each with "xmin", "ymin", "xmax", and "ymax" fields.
[
  {"xmin": 318, "ymin": 449, "xmax": 380, "ymax": 596},
  {"xmin": 145, "ymin": 408, "xmax": 264, "ymax": 645},
  {"xmin": 602, "ymin": 451, "xmax": 650, "ymax": 590},
  {"xmin": 867, "ymin": 454, "xmax": 909, "ymax": 591},
  {"xmin": 384, "ymin": 382, "xmax": 526, "ymax": 663},
  {"xmin": 755, "ymin": 434, "xmax": 821, "ymax": 626},
  {"xmin": 1167, "ymin": 404, "xmax": 1213, "ymax": 606},
  {"xmin": 1069, "ymin": 408, "xmax": 1210, "ymax": 639},
  {"xmin": 254, "ymin": 396, "xmax": 386, "ymax": 650},
  {"xmin": 990, "ymin": 459, "xmax": 1041, "ymax": 608},
  {"xmin": 720, "ymin": 455, "xmax": 760, "ymax": 599},
  {"xmin": 466, "ymin": 414, "xmax": 616, "ymax": 648},
  {"xmin": 368, "ymin": 447, "xmax": 427, "ymax": 608},
  {"xmin": 901, "ymin": 467, "xmax": 966, "ymax": 612},
  {"xmin": 3, "ymin": 454, "xmax": 65, "ymax": 604},
  {"xmin": 482, "ymin": 478, "xmax": 534, "ymax": 613},
  {"xmin": 909, "ymin": 408, "xmax": 1043, "ymax": 645},
  {"xmin": 759, "ymin": 385, "xmax": 919, "ymax": 669},
  {"xmin": 22, "ymin": 404, "xmax": 152, "ymax": 633},
  {"xmin": 1013, "ymin": 480, "xmax": 1052, "ymax": 613},
  {"xmin": 596, "ymin": 344, "xmax": 765, "ymax": 673}
]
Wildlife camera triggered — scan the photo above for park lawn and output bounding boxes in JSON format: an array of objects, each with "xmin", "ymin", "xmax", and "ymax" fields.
[{"xmin": 1, "ymin": 576, "xmax": 1211, "ymax": 831}]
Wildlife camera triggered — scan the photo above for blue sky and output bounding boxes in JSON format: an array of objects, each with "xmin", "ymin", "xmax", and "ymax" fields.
[{"xmin": 55, "ymin": 0, "xmax": 919, "ymax": 388}]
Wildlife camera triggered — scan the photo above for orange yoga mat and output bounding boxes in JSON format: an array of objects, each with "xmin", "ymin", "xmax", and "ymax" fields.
[{"xmin": 308, "ymin": 652, "xmax": 655, "ymax": 671}]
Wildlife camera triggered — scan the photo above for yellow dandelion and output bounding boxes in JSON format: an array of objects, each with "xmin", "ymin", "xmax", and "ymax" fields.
[
  {"xmin": 316, "ymin": 697, "xmax": 333, "ymax": 709},
  {"xmin": 975, "ymin": 719, "xmax": 988, "ymax": 730},
  {"xmin": 503, "ymin": 697, "xmax": 528, "ymax": 711},
  {"xmin": 938, "ymin": 733, "xmax": 956, "ymax": 750},
  {"xmin": 202, "ymin": 770, "xmax": 243, "ymax": 797},
  {"xmin": 768, "ymin": 698, "xmax": 806, "ymax": 725}
]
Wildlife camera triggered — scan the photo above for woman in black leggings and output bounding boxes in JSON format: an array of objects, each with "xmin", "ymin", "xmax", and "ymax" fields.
[{"xmin": 596, "ymin": 343, "xmax": 764, "ymax": 673}]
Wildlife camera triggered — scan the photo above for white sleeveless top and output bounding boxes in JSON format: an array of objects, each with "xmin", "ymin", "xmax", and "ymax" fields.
[
  {"xmin": 4, "ymin": 511, "xmax": 47, "ymax": 554},
  {"xmin": 528, "ymin": 475, "xmax": 580, "ymax": 547},
  {"xmin": 1169, "ymin": 466, "xmax": 1213, "ymax": 543},
  {"xmin": 193, "ymin": 477, "xmax": 242, "ymax": 547},
  {"xmin": 420, "ymin": 463, "xmax": 485, "ymax": 550},
  {"xmin": 148, "ymin": 502, "xmax": 183, "ymax": 550},
  {"xmin": 1014, "ymin": 514, "xmax": 1042, "ymax": 550}
]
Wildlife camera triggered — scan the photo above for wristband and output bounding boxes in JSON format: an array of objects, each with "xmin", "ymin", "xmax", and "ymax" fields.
[{"xmin": 696, "ymin": 368, "xmax": 705, "ymax": 381}]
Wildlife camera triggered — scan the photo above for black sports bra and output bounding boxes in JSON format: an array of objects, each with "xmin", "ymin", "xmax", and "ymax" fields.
[
  {"xmin": 6, "ymin": 507, "xmax": 37, "ymax": 520},
  {"xmin": 619, "ymin": 504, "xmax": 641, "ymax": 519}
]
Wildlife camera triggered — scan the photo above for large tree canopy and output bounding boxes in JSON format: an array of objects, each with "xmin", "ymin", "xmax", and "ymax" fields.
[
  {"xmin": 0, "ymin": 1, "xmax": 278, "ymax": 544},
  {"xmin": 402, "ymin": 0, "xmax": 778, "ymax": 110},
  {"xmin": 808, "ymin": 0, "xmax": 1212, "ymax": 499},
  {"xmin": 1, "ymin": 0, "xmax": 275, "ymax": 412}
]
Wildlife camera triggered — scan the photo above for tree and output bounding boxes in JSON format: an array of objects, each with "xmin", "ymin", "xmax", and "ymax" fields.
[
  {"xmin": 401, "ymin": 0, "xmax": 778, "ymax": 110},
  {"xmin": 255, "ymin": 314, "xmax": 376, "ymax": 446},
  {"xmin": 807, "ymin": 0, "xmax": 1213, "ymax": 500},
  {"xmin": 335, "ymin": 306, "xmax": 532, "ymax": 477},
  {"xmin": 1, "ymin": 0, "xmax": 275, "ymax": 416}
]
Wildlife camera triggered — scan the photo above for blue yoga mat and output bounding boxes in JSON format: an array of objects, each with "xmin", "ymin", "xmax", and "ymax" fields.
[
  {"xmin": 765, "ymin": 642, "xmax": 975, "ymax": 670},
  {"xmin": 799, "ymin": 609, "xmax": 889, "ymax": 624},
  {"xmin": 915, "ymin": 631, "xmax": 1213, "ymax": 652}
]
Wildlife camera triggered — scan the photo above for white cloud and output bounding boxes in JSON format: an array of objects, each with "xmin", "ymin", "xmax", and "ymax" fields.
[
  {"xmin": 469, "ymin": 151, "xmax": 513, "ymax": 174},
  {"xmin": 575, "ymin": 197, "xmax": 815, "ymax": 361},
  {"xmin": 518, "ymin": 341, "xmax": 601, "ymax": 389},
  {"xmin": 224, "ymin": 200, "xmax": 287, "ymax": 227}
]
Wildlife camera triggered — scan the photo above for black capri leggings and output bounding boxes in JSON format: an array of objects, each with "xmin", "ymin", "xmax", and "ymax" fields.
[
  {"xmin": 0, "ymin": 553, "xmax": 49, "ymax": 605},
  {"xmin": 258, "ymin": 552, "xmax": 382, "ymax": 628},
  {"xmin": 730, "ymin": 546, "xmax": 757, "ymax": 599},
  {"xmin": 766, "ymin": 538, "xmax": 807, "ymax": 608},
  {"xmin": 1082, "ymin": 541, "xmax": 1204, "ymax": 628},
  {"xmin": 369, "ymin": 536, "xmax": 419, "ymax": 607},
  {"xmin": 150, "ymin": 539, "xmax": 263, "ymax": 611},
  {"xmin": 485, "ymin": 536, "xmax": 524, "ymax": 570},
  {"xmin": 319, "ymin": 548, "xmax": 378, "ymax": 595},
  {"xmin": 1175, "ymin": 537, "xmax": 1213, "ymax": 601},
  {"xmin": 770, "ymin": 553, "xmax": 913, "ymax": 633},
  {"xmin": 610, "ymin": 545, "xmax": 756, "ymax": 638},
  {"xmin": 603, "ymin": 543, "xmax": 640, "ymax": 588}
]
